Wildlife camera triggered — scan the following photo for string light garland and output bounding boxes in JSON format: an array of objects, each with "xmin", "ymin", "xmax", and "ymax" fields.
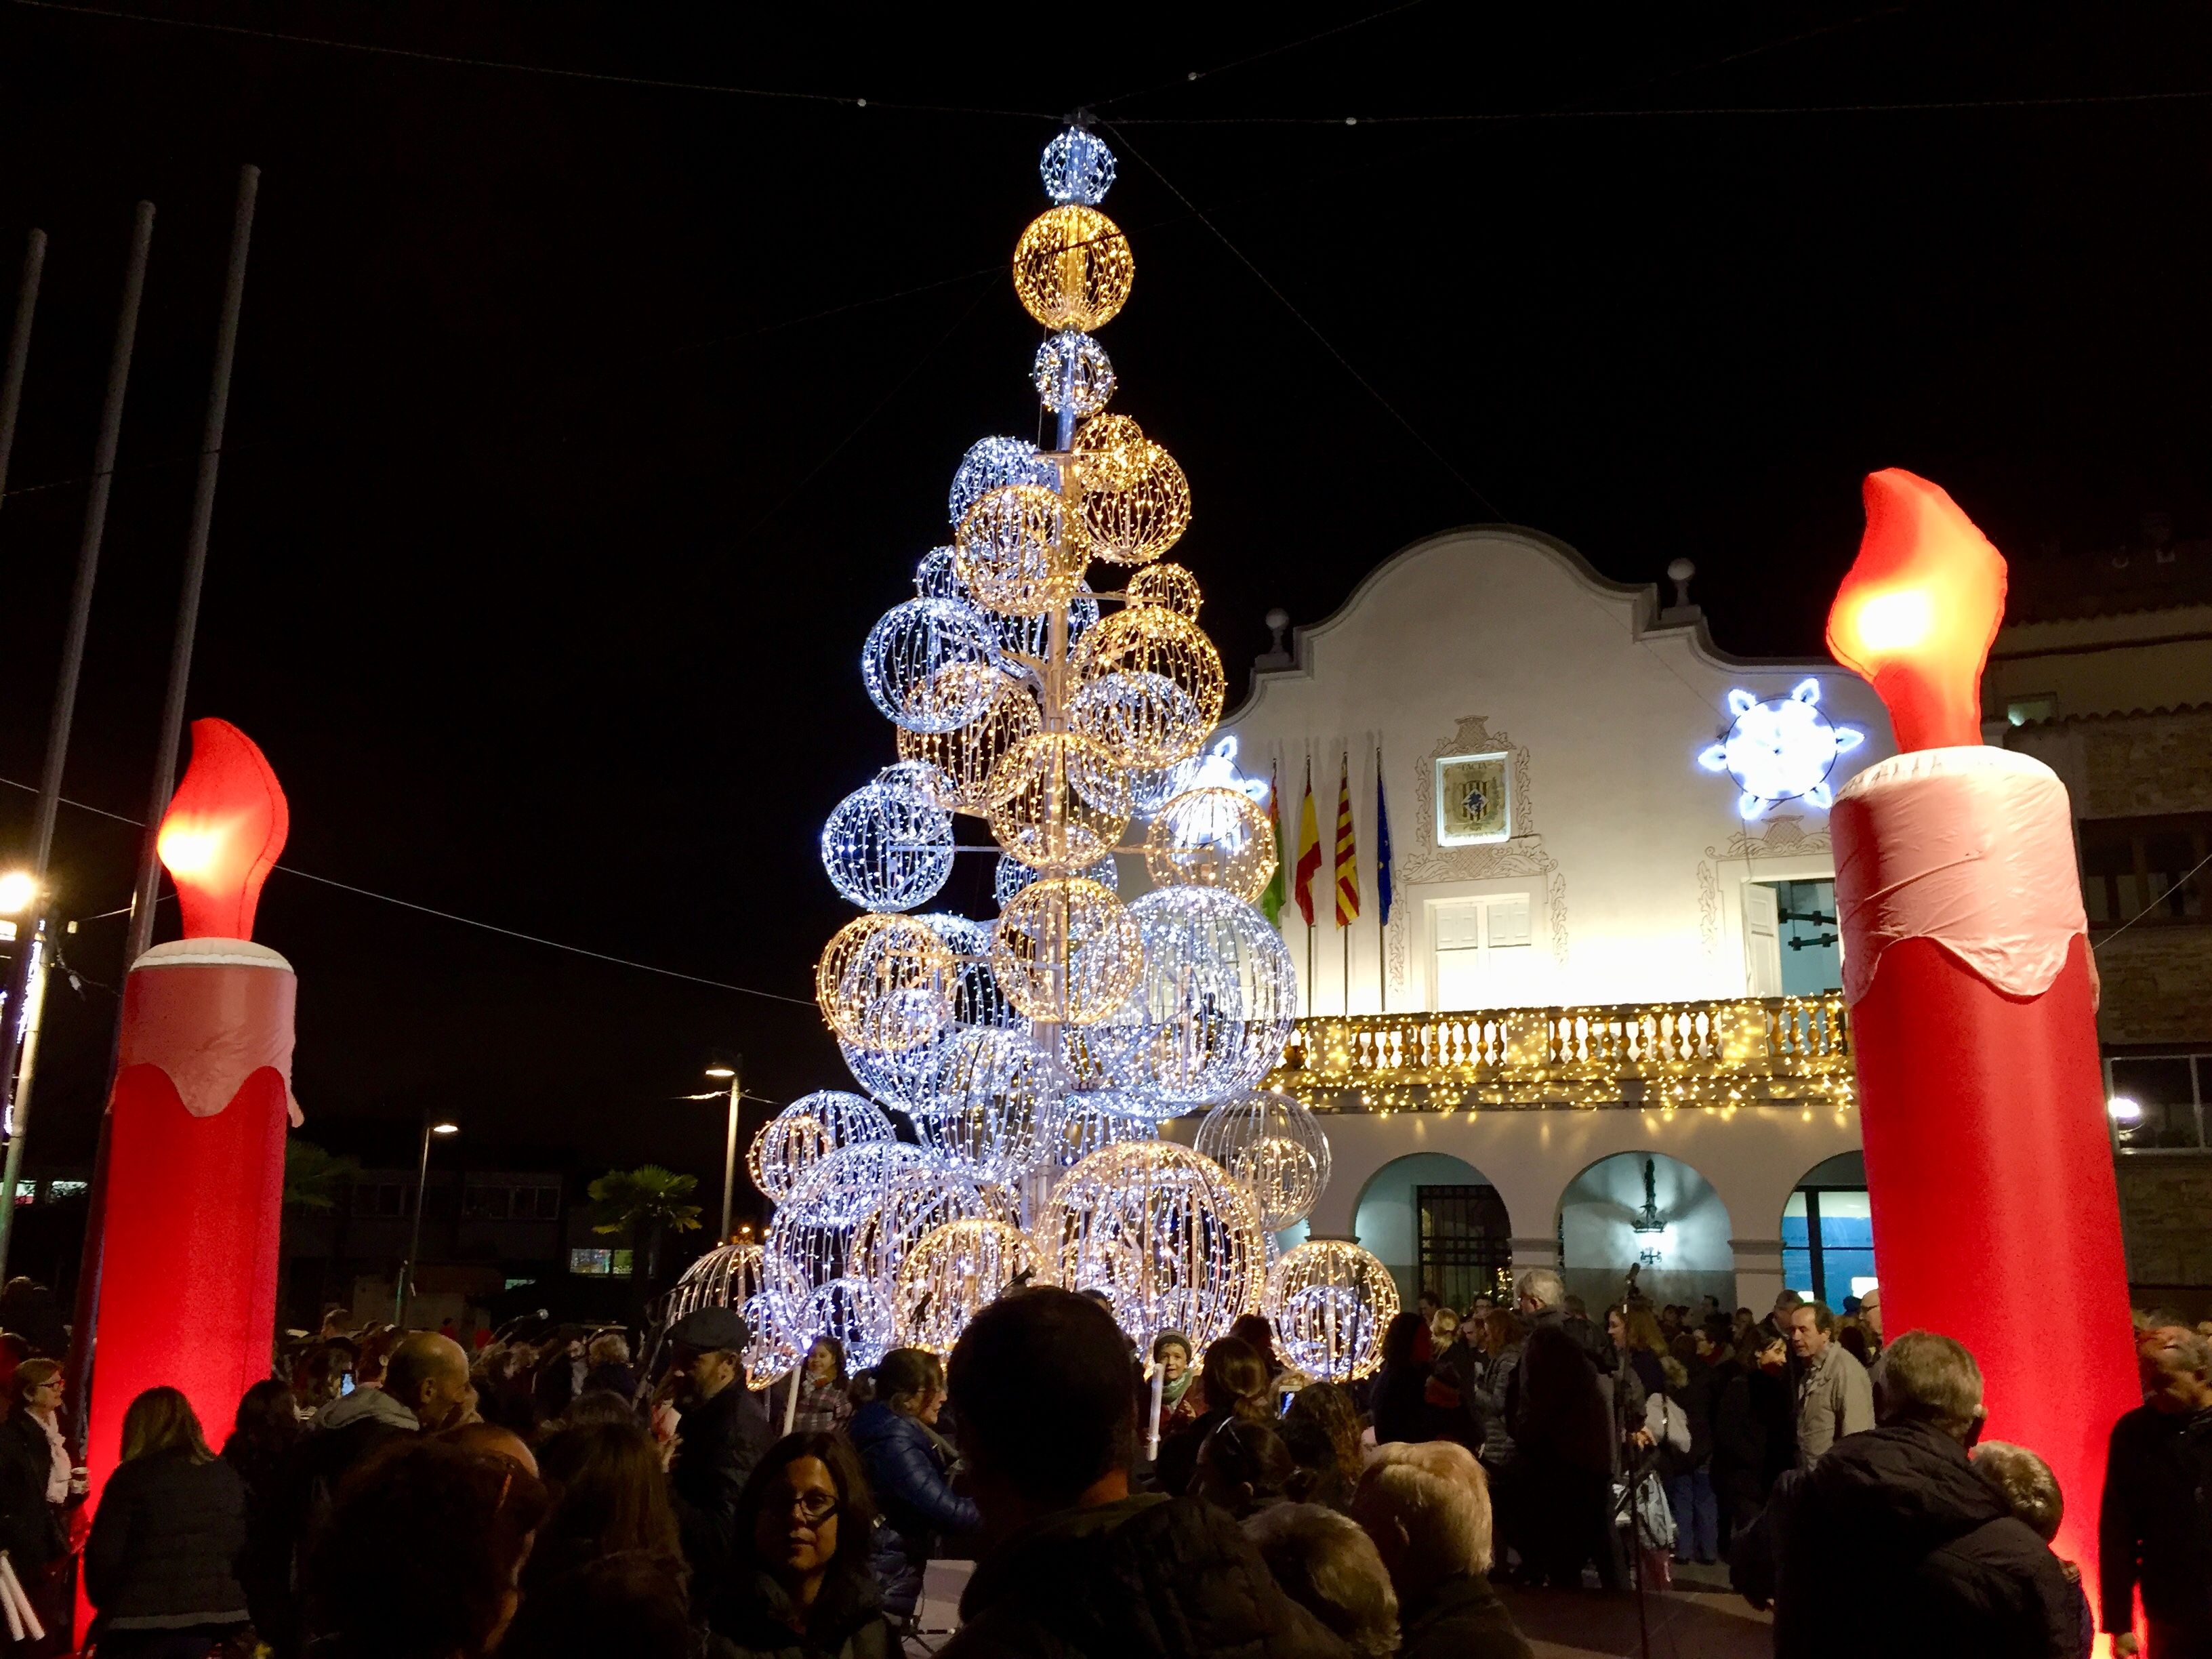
[
  {"xmin": 991, "ymin": 876, "xmax": 1144, "ymax": 1023},
  {"xmin": 1035, "ymin": 1140, "xmax": 1266, "ymax": 1350},
  {"xmin": 747, "ymin": 1089, "xmax": 897, "ymax": 1204},
  {"xmin": 815, "ymin": 914, "xmax": 956, "ymax": 1053},
  {"xmin": 1267, "ymin": 1240, "xmax": 1398, "ymax": 1382},
  {"xmin": 895, "ymin": 1219, "xmax": 1040, "ymax": 1356},
  {"xmin": 1012, "ymin": 205, "xmax": 1134, "ymax": 331},
  {"xmin": 1033, "ymin": 330, "xmax": 1116, "ymax": 417},
  {"xmin": 1145, "ymin": 786, "xmax": 1277, "ymax": 901},
  {"xmin": 956, "ymin": 483, "xmax": 1090, "ymax": 616},
  {"xmin": 1193, "ymin": 1089, "xmax": 1332, "ymax": 1231}
]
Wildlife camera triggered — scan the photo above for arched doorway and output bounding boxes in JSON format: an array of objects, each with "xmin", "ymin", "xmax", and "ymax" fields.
[
  {"xmin": 1557, "ymin": 1151, "xmax": 1734, "ymax": 1315},
  {"xmin": 1352, "ymin": 1153, "xmax": 1512, "ymax": 1310},
  {"xmin": 1782, "ymin": 1151, "xmax": 1874, "ymax": 1307}
]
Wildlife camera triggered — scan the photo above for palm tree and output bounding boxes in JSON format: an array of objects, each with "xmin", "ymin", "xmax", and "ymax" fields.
[
  {"xmin": 587, "ymin": 1165, "xmax": 703, "ymax": 1282},
  {"xmin": 284, "ymin": 1141, "xmax": 362, "ymax": 1211}
]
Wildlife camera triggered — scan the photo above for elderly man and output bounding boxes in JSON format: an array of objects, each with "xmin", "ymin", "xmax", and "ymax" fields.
[
  {"xmin": 1352, "ymin": 1442, "xmax": 1532, "ymax": 1659},
  {"xmin": 2100, "ymin": 1326, "xmax": 2212, "ymax": 1658},
  {"xmin": 1858, "ymin": 1287, "xmax": 1884, "ymax": 1353},
  {"xmin": 1504, "ymin": 1269, "xmax": 1619, "ymax": 1589},
  {"xmin": 1763, "ymin": 1331, "xmax": 2078, "ymax": 1657},
  {"xmin": 1788, "ymin": 1302, "xmax": 1873, "ymax": 1469}
]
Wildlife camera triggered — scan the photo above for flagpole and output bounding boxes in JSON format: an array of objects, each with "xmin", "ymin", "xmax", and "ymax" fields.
[
  {"xmin": 1303, "ymin": 752, "xmax": 1315, "ymax": 1002},
  {"xmin": 1377, "ymin": 745, "xmax": 1387, "ymax": 1016}
]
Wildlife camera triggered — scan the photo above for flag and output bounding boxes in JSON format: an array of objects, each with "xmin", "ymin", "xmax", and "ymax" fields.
[
  {"xmin": 1334, "ymin": 752, "xmax": 1361, "ymax": 926},
  {"xmin": 1259, "ymin": 760, "xmax": 1286, "ymax": 926},
  {"xmin": 1375, "ymin": 748, "xmax": 1395, "ymax": 927},
  {"xmin": 1293, "ymin": 758, "xmax": 1321, "ymax": 927}
]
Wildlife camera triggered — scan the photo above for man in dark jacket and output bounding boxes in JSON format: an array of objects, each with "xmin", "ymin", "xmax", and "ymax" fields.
[
  {"xmin": 1502, "ymin": 1269, "xmax": 1620, "ymax": 1589},
  {"xmin": 939, "ymin": 1287, "xmax": 1348, "ymax": 1659},
  {"xmin": 666, "ymin": 1307, "xmax": 773, "ymax": 1585},
  {"xmin": 1759, "ymin": 1329, "xmax": 2080, "ymax": 1658},
  {"xmin": 2100, "ymin": 1326, "xmax": 2212, "ymax": 1658}
]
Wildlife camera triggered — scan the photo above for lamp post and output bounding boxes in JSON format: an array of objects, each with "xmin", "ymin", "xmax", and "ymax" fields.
[
  {"xmin": 703, "ymin": 1059, "xmax": 741, "ymax": 1242},
  {"xmin": 396, "ymin": 1119, "xmax": 459, "ymax": 1327}
]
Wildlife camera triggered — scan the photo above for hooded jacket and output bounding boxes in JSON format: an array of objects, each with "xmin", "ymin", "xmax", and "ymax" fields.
[
  {"xmin": 938, "ymin": 1492, "xmax": 1350, "ymax": 1659},
  {"xmin": 1772, "ymin": 1421, "xmax": 2080, "ymax": 1659}
]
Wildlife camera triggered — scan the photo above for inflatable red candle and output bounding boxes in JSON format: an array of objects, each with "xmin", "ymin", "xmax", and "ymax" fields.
[
  {"xmin": 84, "ymin": 720, "xmax": 298, "ymax": 1521},
  {"xmin": 1826, "ymin": 470, "xmax": 2137, "ymax": 1616}
]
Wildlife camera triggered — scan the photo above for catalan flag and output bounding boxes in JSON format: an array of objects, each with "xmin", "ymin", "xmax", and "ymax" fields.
[
  {"xmin": 1334, "ymin": 752, "xmax": 1360, "ymax": 926},
  {"xmin": 1259, "ymin": 760, "xmax": 1286, "ymax": 926},
  {"xmin": 1294, "ymin": 758, "xmax": 1321, "ymax": 927}
]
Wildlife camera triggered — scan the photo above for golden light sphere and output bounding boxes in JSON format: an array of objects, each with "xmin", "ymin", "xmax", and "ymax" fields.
[
  {"xmin": 955, "ymin": 483, "xmax": 1089, "ymax": 617},
  {"xmin": 1073, "ymin": 413, "xmax": 1150, "ymax": 490},
  {"xmin": 815, "ymin": 913, "xmax": 957, "ymax": 1053},
  {"xmin": 1124, "ymin": 561, "xmax": 1202, "ymax": 619},
  {"xmin": 1013, "ymin": 205, "xmax": 1134, "ymax": 332},
  {"xmin": 991, "ymin": 876, "xmax": 1144, "ymax": 1025},
  {"xmin": 897, "ymin": 672, "xmax": 1042, "ymax": 814},
  {"xmin": 984, "ymin": 732, "xmax": 1132, "ymax": 872},
  {"xmin": 1069, "ymin": 606, "xmax": 1226, "ymax": 769},
  {"xmin": 1145, "ymin": 787, "xmax": 1277, "ymax": 902},
  {"xmin": 894, "ymin": 1218, "xmax": 1040, "ymax": 1355},
  {"xmin": 1080, "ymin": 441, "xmax": 1189, "ymax": 566}
]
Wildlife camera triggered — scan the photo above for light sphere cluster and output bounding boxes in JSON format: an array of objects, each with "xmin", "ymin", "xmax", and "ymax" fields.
[
  {"xmin": 1145, "ymin": 787, "xmax": 1277, "ymax": 903},
  {"xmin": 895, "ymin": 1219, "xmax": 1040, "ymax": 1356},
  {"xmin": 1012, "ymin": 205, "xmax": 1134, "ymax": 332},
  {"xmin": 1034, "ymin": 330, "xmax": 1115, "ymax": 417},
  {"xmin": 747, "ymin": 1090, "xmax": 897, "ymax": 1204},
  {"xmin": 1040, "ymin": 125, "xmax": 1116, "ymax": 206},
  {"xmin": 1036, "ymin": 1140, "xmax": 1266, "ymax": 1349},
  {"xmin": 1267, "ymin": 1240, "xmax": 1399, "ymax": 1382},
  {"xmin": 1192, "ymin": 1089, "xmax": 1332, "ymax": 1230}
]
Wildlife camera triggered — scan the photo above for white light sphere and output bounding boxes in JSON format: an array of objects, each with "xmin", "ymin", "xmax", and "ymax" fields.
[
  {"xmin": 747, "ymin": 1090, "xmax": 896, "ymax": 1205},
  {"xmin": 1053, "ymin": 1094, "xmax": 1155, "ymax": 1168},
  {"xmin": 741, "ymin": 1290, "xmax": 801, "ymax": 1391},
  {"xmin": 919, "ymin": 913, "xmax": 1020, "ymax": 1030},
  {"xmin": 914, "ymin": 544, "xmax": 966, "ymax": 601},
  {"xmin": 910, "ymin": 1029, "xmax": 1072, "ymax": 1183},
  {"xmin": 1034, "ymin": 329, "xmax": 1115, "ymax": 417},
  {"xmin": 1041, "ymin": 125, "xmax": 1116, "ymax": 207},
  {"xmin": 794, "ymin": 1276, "xmax": 894, "ymax": 1372},
  {"xmin": 821, "ymin": 779, "xmax": 954, "ymax": 912},
  {"xmin": 949, "ymin": 436, "xmax": 1054, "ymax": 527},
  {"xmin": 665, "ymin": 1240, "xmax": 765, "ymax": 1327},
  {"xmin": 1035, "ymin": 1140, "xmax": 1265, "ymax": 1349},
  {"xmin": 1090, "ymin": 886, "xmax": 1300, "ymax": 1111},
  {"xmin": 895, "ymin": 1218, "xmax": 1040, "ymax": 1355},
  {"xmin": 1192, "ymin": 1090, "xmax": 1332, "ymax": 1230},
  {"xmin": 861, "ymin": 598, "xmax": 1001, "ymax": 733},
  {"xmin": 766, "ymin": 1143, "xmax": 936, "ymax": 1308},
  {"xmin": 1267, "ymin": 1240, "xmax": 1399, "ymax": 1382},
  {"xmin": 851, "ymin": 1157, "xmax": 987, "ymax": 1292},
  {"xmin": 1145, "ymin": 787, "xmax": 1277, "ymax": 903}
]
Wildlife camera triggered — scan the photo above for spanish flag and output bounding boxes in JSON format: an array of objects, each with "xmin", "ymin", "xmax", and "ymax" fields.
[
  {"xmin": 1334, "ymin": 752, "xmax": 1360, "ymax": 926},
  {"xmin": 1293, "ymin": 758, "xmax": 1321, "ymax": 928}
]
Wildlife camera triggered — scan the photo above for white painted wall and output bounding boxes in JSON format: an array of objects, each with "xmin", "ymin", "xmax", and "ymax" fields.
[
  {"xmin": 1221, "ymin": 527, "xmax": 1896, "ymax": 1017},
  {"xmin": 1350, "ymin": 1151, "xmax": 1494, "ymax": 1278},
  {"xmin": 1558, "ymin": 1150, "xmax": 1734, "ymax": 1315}
]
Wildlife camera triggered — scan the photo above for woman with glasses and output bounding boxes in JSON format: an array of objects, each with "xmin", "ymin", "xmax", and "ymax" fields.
[
  {"xmin": 848, "ymin": 1349, "xmax": 979, "ymax": 1629},
  {"xmin": 0, "ymin": 1359, "xmax": 75, "ymax": 1654},
  {"xmin": 708, "ymin": 1433, "xmax": 896, "ymax": 1659}
]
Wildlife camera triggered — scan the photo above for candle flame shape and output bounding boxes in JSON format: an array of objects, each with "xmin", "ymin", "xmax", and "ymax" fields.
[
  {"xmin": 1825, "ymin": 468, "xmax": 2008, "ymax": 753},
  {"xmin": 156, "ymin": 719, "xmax": 289, "ymax": 941}
]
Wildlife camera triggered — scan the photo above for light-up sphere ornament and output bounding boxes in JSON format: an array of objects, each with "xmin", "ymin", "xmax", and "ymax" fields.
[
  {"xmin": 989, "ymin": 584, "xmax": 1099, "ymax": 665},
  {"xmin": 1040, "ymin": 125, "xmax": 1116, "ymax": 207},
  {"xmin": 1125, "ymin": 561, "xmax": 1202, "ymax": 619},
  {"xmin": 991, "ymin": 878, "xmax": 1143, "ymax": 1025},
  {"xmin": 1036, "ymin": 1141, "xmax": 1266, "ymax": 1350},
  {"xmin": 747, "ymin": 1090, "xmax": 897, "ymax": 1205},
  {"xmin": 1192, "ymin": 1089, "xmax": 1332, "ymax": 1231},
  {"xmin": 1012, "ymin": 205, "xmax": 1134, "ymax": 333},
  {"xmin": 919, "ymin": 913, "xmax": 1019, "ymax": 1031},
  {"xmin": 861, "ymin": 598, "xmax": 1001, "ymax": 733},
  {"xmin": 815, "ymin": 914, "xmax": 956, "ymax": 1054},
  {"xmin": 897, "ymin": 674, "xmax": 1042, "ymax": 815},
  {"xmin": 664, "ymin": 1240, "xmax": 765, "ymax": 1326},
  {"xmin": 1267, "ymin": 1240, "xmax": 1399, "ymax": 1383},
  {"xmin": 995, "ymin": 849, "xmax": 1117, "ymax": 909},
  {"xmin": 796, "ymin": 1277, "xmax": 894, "ymax": 1372},
  {"xmin": 819, "ymin": 779, "xmax": 954, "ymax": 912},
  {"xmin": 851, "ymin": 1157, "xmax": 989, "ymax": 1291},
  {"xmin": 1696, "ymin": 678, "xmax": 1865, "ymax": 821},
  {"xmin": 948, "ymin": 436, "xmax": 1053, "ymax": 527},
  {"xmin": 956, "ymin": 484, "xmax": 1088, "ymax": 617},
  {"xmin": 766, "ymin": 1142, "xmax": 940, "ymax": 1309},
  {"xmin": 838, "ymin": 1033, "xmax": 945, "ymax": 1115},
  {"xmin": 1054, "ymin": 1094, "xmax": 1155, "ymax": 1167},
  {"xmin": 1080, "ymin": 440, "xmax": 1190, "ymax": 566},
  {"xmin": 1074, "ymin": 413, "xmax": 1150, "ymax": 491},
  {"xmin": 895, "ymin": 1219, "xmax": 1038, "ymax": 1355},
  {"xmin": 985, "ymin": 733, "xmax": 1132, "ymax": 872},
  {"xmin": 741, "ymin": 1291, "xmax": 801, "ymax": 1391},
  {"xmin": 914, "ymin": 544, "xmax": 966, "ymax": 601},
  {"xmin": 1034, "ymin": 330, "xmax": 1115, "ymax": 417},
  {"xmin": 909, "ymin": 1029, "xmax": 1072, "ymax": 1183},
  {"xmin": 1071, "ymin": 606, "xmax": 1226, "ymax": 769},
  {"xmin": 1092, "ymin": 886, "xmax": 1300, "ymax": 1112},
  {"xmin": 1145, "ymin": 787, "xmax": 1277, "ymax": 903}
]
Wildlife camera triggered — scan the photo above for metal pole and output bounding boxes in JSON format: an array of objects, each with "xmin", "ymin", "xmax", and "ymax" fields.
[
  {"xmin": 68, "ymin": 168, "xmax": 256, "ymax": 1438},
  {"xmin": 0, "ymin": 202, "xmax": 153, "ymax": 1168},
  {"xmin": 0, "ymin": 228, "xmax": 47, "ymax": 518},
  {"xmin": 397, "ymin": 1122, "xmax": 432, "ymax": 1326},
  {"xmin": 720, "ymin": 1058, "xmax": 741, "ymax": 1242},
  {"xmin": 0, "ymin": 931, "xmax": 50, "ymax": 1282}
]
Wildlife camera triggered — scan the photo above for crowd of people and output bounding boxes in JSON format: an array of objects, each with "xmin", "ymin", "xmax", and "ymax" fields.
[{"xmin": 0, "ymin": 1269, "xmax": 2195, "ymax": 1658}]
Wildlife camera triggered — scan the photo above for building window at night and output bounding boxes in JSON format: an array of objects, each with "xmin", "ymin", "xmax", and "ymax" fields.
[
  {"xmin": 568, "ymin": 1248, "xmax": 634, "ymax": 1277},
  {"xmin": 2108, "ymin": 1053, "xmax": 2211, "ymax": 1153},
  {"xmin": 1783, "ymin": 1186, "xmax": 1876, "ymax": 1306},
  {"xmin": 1415, "ymin": 1185, "xmax": 1511, "ymax": 1309},
  {"xmin": 2080, "ymin": 814, "xmax": 2211, "ymax": 928}
]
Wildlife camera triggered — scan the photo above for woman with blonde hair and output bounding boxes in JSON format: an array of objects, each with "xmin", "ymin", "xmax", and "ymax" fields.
[{"xmin": 83, "ymin": 1387, "xmax": 251, "ymax": 1655}]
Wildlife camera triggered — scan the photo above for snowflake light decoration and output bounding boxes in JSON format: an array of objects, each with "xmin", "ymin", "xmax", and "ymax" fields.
[{"xmin": 1697, "ymin": 678, "xmax": 1866, "ymax": 820}]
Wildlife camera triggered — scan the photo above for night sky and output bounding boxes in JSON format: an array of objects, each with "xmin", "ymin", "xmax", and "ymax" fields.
[{"xmin": 0, "ymin": 1, "xmax": 2206, "ymax": 1203}]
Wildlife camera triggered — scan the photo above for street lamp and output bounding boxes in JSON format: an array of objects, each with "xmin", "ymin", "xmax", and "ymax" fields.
[
  {"xmin": 396, "ymin": 1119, "xmax": 460, "ymax": 1327},
  {"xmin": 0, "ymin": 872, "xmax": 36, "ymax": 918},
  {"xmin": 703, "ymin": 1057, "xmax": 742, "ymax": 1242}
]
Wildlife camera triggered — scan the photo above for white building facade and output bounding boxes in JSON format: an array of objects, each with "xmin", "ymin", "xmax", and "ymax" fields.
[{"xmin": 1219, "ymin": 526, "xmax": 1896, "ymax": 1316}]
